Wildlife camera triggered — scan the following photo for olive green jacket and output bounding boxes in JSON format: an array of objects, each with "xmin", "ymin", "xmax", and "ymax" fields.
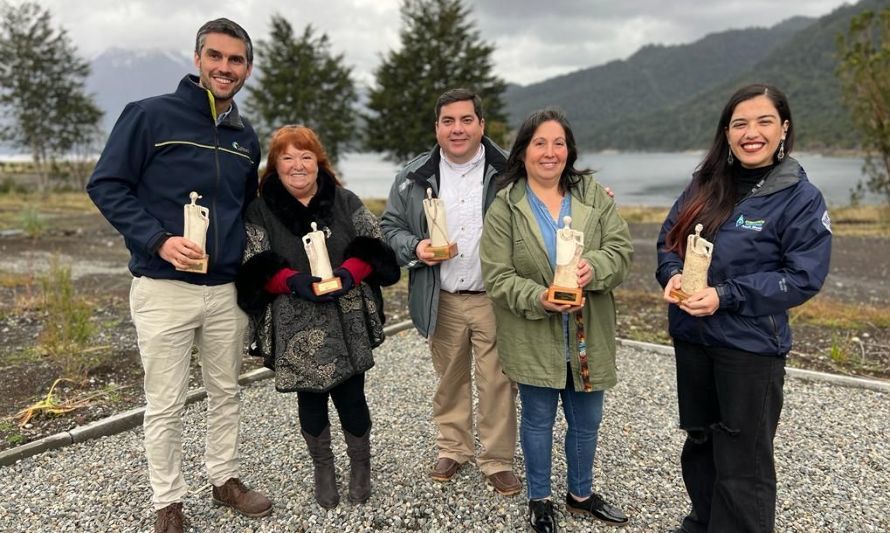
[{"xmin": 480, "ymin": 175, "xmax": 633, "ymax": 391}]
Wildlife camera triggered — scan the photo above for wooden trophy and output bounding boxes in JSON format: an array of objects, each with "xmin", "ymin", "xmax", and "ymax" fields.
[
  {"xmin": 547, "ymin": 216, "xmax": 584, "ymax": 306},
  {"xmin": 176, "ymin": 191, "xmax": 209, "ymax": 273},
  {"xmin": 670, "ymin": 223, "xmax": 713, "ymax": 302},
  {"xmin": 302, "ymin": 222, "xmax": 343, "ymax": 295},
  {"xmin": 422, "ymin": 187, "xmax": 458, "ymax": 260}
]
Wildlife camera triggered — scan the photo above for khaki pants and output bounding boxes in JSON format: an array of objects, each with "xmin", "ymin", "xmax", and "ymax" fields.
[
  {"xmin": 130, "ymin": 277, "xmax": 247, "ymax": 510},
  {"xmin": 429, "ymin": 291, "xmax": 517, "ymax": 475}
]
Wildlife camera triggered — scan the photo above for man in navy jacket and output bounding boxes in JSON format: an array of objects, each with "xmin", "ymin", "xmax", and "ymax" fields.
[{"xmin": 87, "ymin": 18, "xmax": 270, "ymax": 532}]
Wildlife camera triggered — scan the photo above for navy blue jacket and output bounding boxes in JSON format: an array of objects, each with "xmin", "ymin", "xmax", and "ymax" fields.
[
  {"xmin": 656, "ymin": 157, "xmax": 832, "ymax": 356},
  {"xmin": 87, "ymin": 75, "xmax": 260, "ymax": 285}
]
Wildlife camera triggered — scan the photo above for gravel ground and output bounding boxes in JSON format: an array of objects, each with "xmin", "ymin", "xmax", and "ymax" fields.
[{"xmin": 0, "ymin": 331, "xmax": 887, "ymax": 532}]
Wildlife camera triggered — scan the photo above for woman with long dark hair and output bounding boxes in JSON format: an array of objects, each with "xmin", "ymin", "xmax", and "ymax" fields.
[
  {"xmin": 657, "ymin": 84, "xmax": 833, "ymax": 532},
  {"xmin": 481, "ymin": 109, "xmax": 633, "ymax": 532}
]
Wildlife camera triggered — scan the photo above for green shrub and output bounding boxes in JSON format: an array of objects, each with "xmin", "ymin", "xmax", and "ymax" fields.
[
  {"xmin": 37, "ymin": 258, "xmax": 106, "ymax": 379},
  {"xmin": 19, "ymin": 206, "xmax": 46, "ymax": 238}
]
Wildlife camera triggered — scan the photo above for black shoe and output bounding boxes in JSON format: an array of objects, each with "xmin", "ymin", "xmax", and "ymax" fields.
[
  {"xmin": 565, "ymin": 492, "xmax": 628, "ymax": 526},
  {"xmin": 528, "ymin": 499, "xmax": 558, "ymax": 532}
]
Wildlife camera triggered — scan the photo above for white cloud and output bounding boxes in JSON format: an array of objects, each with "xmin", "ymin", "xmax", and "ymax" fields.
[{"xmin": 25, "ymin": 0, "xmax": 853, "ymax": 86}]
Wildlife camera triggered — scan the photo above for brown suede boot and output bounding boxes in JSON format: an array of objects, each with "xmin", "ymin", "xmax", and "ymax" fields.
[
  {"xmin": 211, "ymin": 478, "xmax": 272, "ymax": 518},
  {"xmin": 302, "ymin": 426, "xmax": 340, "ymax": 508},
  {"xmin": 154, "ymin": 502, "xmax": 184, "ymax": 533},
  {"xmin": 344, "ymin": 428, "xmax": 371, "ymax": 504}
]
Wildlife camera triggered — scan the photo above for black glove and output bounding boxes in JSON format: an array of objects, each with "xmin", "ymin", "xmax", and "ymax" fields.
[
  {"xmin": 286, "ymin": 272, "xmax": 334, "ymax": 303},
  {"xmin": 326, "ymin": 267, "xmax": 355, "ymax": 298}
]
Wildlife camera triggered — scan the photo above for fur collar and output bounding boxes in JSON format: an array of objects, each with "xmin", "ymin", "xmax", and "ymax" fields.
[{"xmin": 261, "ymin": 170, "xmax": 337, "ymax": 237}]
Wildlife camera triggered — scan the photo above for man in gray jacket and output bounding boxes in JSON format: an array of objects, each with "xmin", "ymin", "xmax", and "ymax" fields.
[{"xmin": 380, "ymin": 88, "xmax": 520, "ymax": 496}]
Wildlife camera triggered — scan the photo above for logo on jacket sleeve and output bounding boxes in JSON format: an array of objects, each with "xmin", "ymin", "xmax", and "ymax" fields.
[
  {"xmin": 232, "ymin": 141, "xmax": 252, "ymax": 155},
  {"xmin": 735, "ymin": 215, "xmax": 765, "ymax": 232},
  {"xmin": 821, "ymin": 210, "xmax": 832, "ymax": 233}
]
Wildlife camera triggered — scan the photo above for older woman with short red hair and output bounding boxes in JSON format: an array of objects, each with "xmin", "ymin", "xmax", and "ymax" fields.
[{"xmin": 235, "ymin": 125, "xmax": 399, "ymax": 509}]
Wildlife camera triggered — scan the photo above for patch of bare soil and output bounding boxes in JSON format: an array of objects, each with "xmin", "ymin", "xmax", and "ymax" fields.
[{"xmin": 0, "ymin": 216, "xmax": 886, "ymax": 451}]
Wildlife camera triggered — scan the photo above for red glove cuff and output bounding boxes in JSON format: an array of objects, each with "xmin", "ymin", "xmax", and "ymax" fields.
[
  {"xmin": 340, "ymin": 257, "xmax": 372, "ymax": 285},
  {"xmin": 265, "ymin": 267, "xmax": 298, "ymax": 294}
]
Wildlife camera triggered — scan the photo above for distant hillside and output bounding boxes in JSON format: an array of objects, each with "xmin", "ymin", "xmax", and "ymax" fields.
[
  {"xmin": 87, "ymin": 48, "xmax": 195, "ymax": 135},
  {"xmin": 587, "ymin": 0, "xmax": 887, "ymax": 151},
  {"xmin": 505, "ymin": 0, "xmax": 883, "ymax": 151},
  {"xmin": 505, "ymin": 16, "xmax": 813, "ymax": 149}
]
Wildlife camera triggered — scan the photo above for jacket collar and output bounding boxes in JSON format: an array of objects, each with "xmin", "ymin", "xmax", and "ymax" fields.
[
  {"xmin": 176, "ymin": 74, "xmax": 246, "ymax": 130},
  {"xmin": 407, "ymin": 136, "xmax": 507, "ymax": 195},
  {"xmin": 261, "ymin": 170, "xmax": 337, "ymax": 236},
  {"xmin": 751, "ymin": 156, "xmax": 802, "ymax": 198}
]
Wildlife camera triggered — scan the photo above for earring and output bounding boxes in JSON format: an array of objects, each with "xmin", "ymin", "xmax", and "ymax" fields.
[
  {"xmin": 777, "ymin": 139, "xmax": 785, "ymax": 161},
  {"xmin": 727, "ymin": 146, "xmax": 734, "ymax": 165}
]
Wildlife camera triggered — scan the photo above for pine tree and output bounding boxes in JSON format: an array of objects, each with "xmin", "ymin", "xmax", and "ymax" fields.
[
  {"xmin": 365, "ymin": 0, "xmax": 507, "ymax": 161},
  {"xmin": 245, "ymin": 15, "xmax": 356, "ymax": 163},
  {"xmin": 837, "ymin": 8, "xmax": 890, "ymax": 201},
  {"xmin": 0, "ymin": 1, "xmax": 103, "ymax": 191}
]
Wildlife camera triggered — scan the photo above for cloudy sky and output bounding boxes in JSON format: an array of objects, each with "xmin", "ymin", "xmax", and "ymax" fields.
[{"xmin": 30, "ymin": 0, "xmax": 854, "ymax": 86}]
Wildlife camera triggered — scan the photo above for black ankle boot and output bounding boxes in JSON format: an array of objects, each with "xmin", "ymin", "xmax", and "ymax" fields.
[
  {"xmin": 528, "ymin": 499, "xmax": 558, "ymax": 532},
  {"xmin": 343, "ymin": 428, "xmax": 371, "ymax": 503},
  {"xmin": 301, "ymin": 426, "xmax": 339, "ymax": 509}
]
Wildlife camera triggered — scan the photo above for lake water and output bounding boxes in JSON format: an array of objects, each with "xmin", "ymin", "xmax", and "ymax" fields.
[{"xmin": 336, "ymin": 151, "xmax": 876, "ymax": 207}]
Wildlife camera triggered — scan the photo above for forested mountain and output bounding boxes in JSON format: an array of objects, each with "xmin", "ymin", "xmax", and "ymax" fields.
[{"xmin": 505, "ymin": 0, "xmax": 884, "ymax": 151}]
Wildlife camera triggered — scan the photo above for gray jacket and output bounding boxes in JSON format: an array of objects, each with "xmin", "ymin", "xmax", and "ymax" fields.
[{"xmin": 380, "ymin": 137, "xmax": 507, "ymax": 337}]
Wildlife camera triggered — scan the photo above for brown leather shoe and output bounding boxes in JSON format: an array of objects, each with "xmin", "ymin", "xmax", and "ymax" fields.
[
  {"xmin": 154, "ymin": 502, "xmax": 184, "ymax": 533},
  {"xmin": 430, "ymin": 457, "xmax": 462, "ymax": 481},
  {"xmin": 486, "ymin": 470, "xmax": 522, "ymax": 496},
  {"xmin": 211, "ymin": 478, "xmax": 273, "ymax": 518}
]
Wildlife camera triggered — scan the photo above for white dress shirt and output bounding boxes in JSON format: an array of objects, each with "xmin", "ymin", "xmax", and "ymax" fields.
[{"xmin": 438, "ymin": 145, "xmax": 486, "ymax": 292}]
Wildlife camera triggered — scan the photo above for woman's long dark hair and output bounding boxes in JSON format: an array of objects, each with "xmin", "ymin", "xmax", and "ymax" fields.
[
  {"xmin": 664, "ymin": 83, "xmax": 794, "ymax": 256},
  {"xmin": 498, "ymin": 108, "xmax": 591, "ymax": 192}
]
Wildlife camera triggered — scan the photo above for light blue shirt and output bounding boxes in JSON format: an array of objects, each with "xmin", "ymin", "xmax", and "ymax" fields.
[{"xmin": 526, "ymin": 184, "xmax": 572, "ymax": 361}]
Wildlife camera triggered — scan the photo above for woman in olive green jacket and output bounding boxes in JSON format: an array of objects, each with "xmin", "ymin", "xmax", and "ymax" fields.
[{"xmin": 480, "ymin": 109, "xmax": 632, "ymax": 533}]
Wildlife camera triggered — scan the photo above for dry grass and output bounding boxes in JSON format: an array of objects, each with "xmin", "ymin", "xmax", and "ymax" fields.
[
  {"xmin": 0, "ymin": 272, "xmax": 33, "ymax": 289},
  {"xmin": 828, "ymin": 204, "xmax": 890, "ymax": 236},
  {"xmin": 790, "ymin": 295, "xmax": 890, "ymax": 329},
  {"xmin": 0, "ymin": 192, "xmax": 97, "ymax": 213},
  {"xmin": 617, "ymin": 205, "xmax": 671, "ymax": 224},
  {"xmin": 362, "ymin": 197, "xmax": 387, "ymax": 217}
]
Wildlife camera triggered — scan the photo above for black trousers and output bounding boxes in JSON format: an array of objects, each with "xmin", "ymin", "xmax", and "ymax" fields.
[
  {"xmin": 673, "ymin": 340, "xmax": 785, "ymax": 533},
  {"xmin": 297, "ymin": 373, "xmax": 371, "ymax": 438}
]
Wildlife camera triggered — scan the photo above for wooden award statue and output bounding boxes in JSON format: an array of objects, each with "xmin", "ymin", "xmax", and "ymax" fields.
[
  {"xmin": 302, "ymin": 222, "xmax": 343, "ymax": 295},
  {"xmin": 670, "ymin": 223, "xmax": 713, "ymax": 302},
  {"xmin": 177, "ymin": 191, "xmax": 209, "ymax": 273},
  {"xmin": 422, "ymin": 188, "xmax": 458, "ymax": 260},
  {"xmin": 547, "ymin": 216, "xmax": 584, "ymax": 306}
]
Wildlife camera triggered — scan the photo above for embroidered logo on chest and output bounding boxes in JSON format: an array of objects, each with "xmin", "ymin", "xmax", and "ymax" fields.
[
  {"xmin": 735, "ymin": 215, "xmax": 765, "ymax": 232},
  {"xmin": 232, "ymin": 141, "xmax": 251, "ymax": 155}
]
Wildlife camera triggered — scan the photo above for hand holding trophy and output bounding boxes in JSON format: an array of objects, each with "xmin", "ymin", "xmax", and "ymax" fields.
[
  {"xmin": 176, "ymin": 191, "xmax": 209, "ymax": 273},
  {"xmin": 669, "ymin": 223, "xmax": 713, "ymax": 302},
  {"xmin": 547, "ymin": 216, "xmax": 584, "ymax": 306},
  {"xmin": 422, "ymin": 187, "xmax": 458, "ymax": 261},
  {"xmin": 302, "ymin": 222, "xmax": 343, "ymax": 295}
]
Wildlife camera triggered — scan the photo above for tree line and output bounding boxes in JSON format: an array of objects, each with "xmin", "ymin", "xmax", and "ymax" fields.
[{"xmin": 1, "ymin": 0, "xmax": 888, "ymax": 199}]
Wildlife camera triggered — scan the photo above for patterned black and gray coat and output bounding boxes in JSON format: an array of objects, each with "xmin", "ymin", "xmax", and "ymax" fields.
[{"xmin": 235, "ymin": 170, "xmax": 400, "ymax": 393}]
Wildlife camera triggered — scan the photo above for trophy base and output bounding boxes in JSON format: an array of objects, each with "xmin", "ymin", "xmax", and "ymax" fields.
[
  {"xmin": 669, "ymin": 288, "xmax": 690, "ymax": 302},
  {"xmin": 546, "ymin": 285, "xmax": 583, "ymax": 306},
  {"xmin": 176, "ymin": 255, "xmax": 209, "ymax": 274},
  {"xmin": 428, "ymin": 242, "xmax": 458, "ymax": 261},
  {"xmin": 313, "ymin": 276, "xmax": 343, "ymax": 296}
]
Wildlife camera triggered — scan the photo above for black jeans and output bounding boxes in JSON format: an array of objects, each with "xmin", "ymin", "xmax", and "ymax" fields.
[
  {"xmin": 297, "ymin": 373, "xmax": 371, "ymax": 438},
  {"xmin": 674, "ymin": 340, "xmax": 785, "ymax": 533}
]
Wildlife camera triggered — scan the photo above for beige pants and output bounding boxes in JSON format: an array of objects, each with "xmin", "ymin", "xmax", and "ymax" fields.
[
  {"xmin": 129, "ymin": 277, "xmax": 247, "ymax": 510},
  {"xmin": 429, "ymin": 291, "xmax": 517, "ymax": 475}
]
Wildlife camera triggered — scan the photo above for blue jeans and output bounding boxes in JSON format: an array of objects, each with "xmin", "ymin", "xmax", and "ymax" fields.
[{"xmin": 518, "ymin": 367, "xmax": 605, "ymax": 500}]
